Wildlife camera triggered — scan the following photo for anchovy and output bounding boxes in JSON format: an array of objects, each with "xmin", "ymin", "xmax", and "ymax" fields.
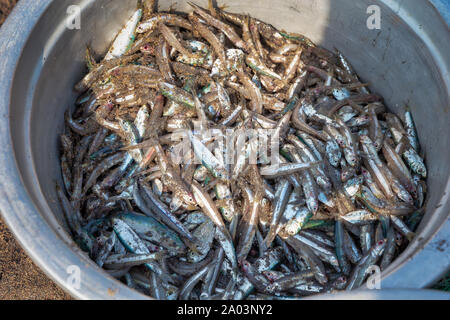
[{"xmin": 61, "ymin": 1, "xmax": 428, "ymax": 299}]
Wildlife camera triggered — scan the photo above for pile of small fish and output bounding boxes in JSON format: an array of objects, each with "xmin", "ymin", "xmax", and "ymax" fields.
[{"xmin": 57, "ymin": 0, "xmax": 427, "ymax": 300}]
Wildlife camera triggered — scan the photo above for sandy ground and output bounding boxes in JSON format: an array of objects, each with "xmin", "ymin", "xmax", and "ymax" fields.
[
  {"xmin": 0, "ymin": 0, "xmax": 72, "ymax": 300},
  {"xmin": 0, "ymin": 0, "xmax": 447, "ymax": 301},
  {"xmin": 0, "ymin": 0, "xmax": 16, "ymax": 25}
]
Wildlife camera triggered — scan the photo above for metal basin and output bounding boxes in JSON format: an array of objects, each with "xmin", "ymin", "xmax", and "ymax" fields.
[{"xmin": 0, "ymin": 0, "xmax": 448, "ymax": 299}]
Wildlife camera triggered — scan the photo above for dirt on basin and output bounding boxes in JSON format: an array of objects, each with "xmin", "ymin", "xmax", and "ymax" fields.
[{"xmin": 0, "ymin": 0, "xmax": 72, "ymax": 300}]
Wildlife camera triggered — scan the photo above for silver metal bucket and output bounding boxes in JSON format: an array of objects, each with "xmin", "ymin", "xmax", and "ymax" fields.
[{"xmin": 0, "ymin": 0, "xmax": 448, "ymax": 299}]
